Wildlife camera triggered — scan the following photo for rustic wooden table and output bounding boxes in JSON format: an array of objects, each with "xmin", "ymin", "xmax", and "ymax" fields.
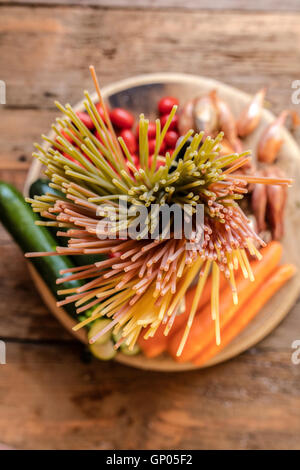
[{"xmin": 0, "ymin": 0, "xmax": 300, "ymax": 450}]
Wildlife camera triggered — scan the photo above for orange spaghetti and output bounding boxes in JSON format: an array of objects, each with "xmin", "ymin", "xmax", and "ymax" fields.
[{"xmin": 26, "ymin": 67, "xmax": 291, "ymax": 355}]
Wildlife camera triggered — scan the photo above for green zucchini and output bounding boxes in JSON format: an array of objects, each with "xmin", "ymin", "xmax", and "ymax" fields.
[
  {"xmin": 89, "ymin": 339, "xmax": 117, "ymax": 361},
  {"xmin": 112, "ymin": 328, "xmax": 140, "ymax": 356},
  {"xmin": 0, "ymin": 181, "xmax": 81, "ymax": 316},
  {"xmin": 29, "ymin": 178, "xmax": 63, "ymax": 199},
  {"xmin": 121, "ymin": 343, "xmax": 141, "ymax": 356},
  {"xmin": 29, "ymin": 178, "xmax": 105, "ymax": 267},
  {"xmin": 88, "ymin": 318, "xmax": 113, "ymax": 345},
  {"xmin": 88, "ymin": 319, "xmax": 117, "ymax": 360},
  {"xmin": 88, "ymin": 320, "xmax": 140, "ymax": 360},
  {"xmin": 112, "ymin": 329, "xmax": 122, "ymax": 344},
  {"xmin": 29, "ymin": 178, "xmax": 67, "ymax": 246}
]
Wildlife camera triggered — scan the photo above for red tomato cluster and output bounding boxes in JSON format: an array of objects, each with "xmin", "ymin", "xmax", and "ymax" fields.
[{"xmin": 60, "ymin": 96, "xmax": 180, "ymax": 169}]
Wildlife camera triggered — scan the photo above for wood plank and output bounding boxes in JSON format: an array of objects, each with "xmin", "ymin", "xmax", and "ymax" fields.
[
  {"xmin": 0, "ymin": 6, "xmax": 299, "ymax": 346},
  {"xmin": 2, "ymin": 1, "xmax": 300, "ymax": 12},
  {"xmin": 0, "ymin": 169, "xmax": 27, "ymax": 192},
  {"xmin": 0, "ymin": 7, "xmax": 299, "ymax": 115},
  {"xmin": 2, "ymin": 202, "xmax": 300, "ymax": 345},
  {"xmin": 1, "ymin": 6, "xmax": 300, "ymax": 170},
  {"xmin": 0, "ymin": 341, "xmax": 299, "ymax": 449},
  {"xmin": 0, "ymin": 109, "xmax": 57, "ymax": 167},
  {"xmin": 0, "ymin": 164, "xmax": 74, "ymax": 341},
  {"xmin": 0, "ymin": 3, "xmax": 300, "ymax": 452},
  {"xmin": 0, "ymin": 9, "xmax": 299, "ymax": 340},
  {"xmin": 0, "ymin": 233, "xmax": 76, "ymax": 341},
  {"xmin": 1, "ymin": 162, "xmax": 299, "ymax": 344}
]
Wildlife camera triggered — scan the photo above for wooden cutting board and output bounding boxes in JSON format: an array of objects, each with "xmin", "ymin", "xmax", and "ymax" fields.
[{"xmin": 24, "ymin": 73, "xmax": 300, "ymax": 371}]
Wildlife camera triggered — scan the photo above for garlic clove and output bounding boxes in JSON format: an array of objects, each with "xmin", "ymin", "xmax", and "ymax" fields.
[
  {"xmin": 257, "ymin": 110, "xmax": 289, "ymax": 164},
  {"xmin": 251, "ymin": 182, "xmax": 268, "ymax": 233},
  {"xmin": 237, "ymin": 88, "xmax": 267, "ymax": 138},
  {"xmin": 193, "ymin": 90, "xmax": 219, "ymax": 136},
  {"xmin": 178, "ymin": 99, "xmax": 195, "ymax": 136}
]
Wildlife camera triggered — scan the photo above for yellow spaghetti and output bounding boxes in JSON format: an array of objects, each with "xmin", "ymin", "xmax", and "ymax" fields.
[{"xmin": 26, "ymin": 67, "xmax": 291, "ymax": 355}]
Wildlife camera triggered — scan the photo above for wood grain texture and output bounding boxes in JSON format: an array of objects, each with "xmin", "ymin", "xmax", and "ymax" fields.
[
  {"xmin": 25, "ymin": 72, "xmax": 300, "ymax": 372},
  {"xmin": 0, "ymin": 342, "xmax": 299, "ymax": 450},
  {"xmin": 0, "ymin": 236, "xmax": 75, "ymax": 341},
  {"xmin": 0, "ymin": 110, "xmax": 56, "ymax": 168},
  {"xmin": 0, "ymin": 7, "xmax": 299, "ymax": 111},
  {"xmin": 0, "ymin": 3, "xmax": 300, "ymax": 450},
  {"xmin": 2, "ymin": 1, "xmax": 300, "ymax": 12},
  {"xmin": 1, "ymin": 7, "xmax": 300, "ymax": 167}
]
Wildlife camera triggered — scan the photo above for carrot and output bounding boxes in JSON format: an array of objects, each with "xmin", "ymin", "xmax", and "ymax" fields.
[
  {"xmin": 138, "ymin": 271, "xmax": 227, "ymax": 358},
  {"xmin": 168, "ymin": 241, "xmax": 283, "ymax": 362},
  {"xmin": 184, "ymin": 270, "xmax": 227, "ymax": 314},
  {"xmin": 138, "ymin": 324, "xmax": 168, "ymax": 358},
  {"xmin": 193, "ymin": 263, "xmax": 297, "ymax": 366}
]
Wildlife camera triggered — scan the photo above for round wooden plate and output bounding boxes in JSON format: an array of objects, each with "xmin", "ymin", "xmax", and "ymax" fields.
[{"xmin": 24, "ymin": 73, "xmax": 300, "ymax": 371}]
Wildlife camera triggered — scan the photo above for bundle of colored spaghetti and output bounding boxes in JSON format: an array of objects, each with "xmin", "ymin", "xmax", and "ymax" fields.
[{"xmin": 26, "ymin": 67, "xmax": 291, "ymax": 356}]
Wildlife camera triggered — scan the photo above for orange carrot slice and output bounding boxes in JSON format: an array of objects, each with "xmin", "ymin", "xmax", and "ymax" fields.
[
  {"xmin": 184, "ymin": 270, "xmax": 227, "ymax": 315},
  {"xmin": 138, "ymin": 325, "xmax": 168, "ymax": 358},
  {"xmin": 193, "ymin": 263, "xmax": 296, "ymax": 366},
  {"xmin": 168, "ymin": 241, "xmax": 283, "ymax": 362},
  {"xmin": 138, "ymin": 271, "xmax": 227, "ymax": 358}
]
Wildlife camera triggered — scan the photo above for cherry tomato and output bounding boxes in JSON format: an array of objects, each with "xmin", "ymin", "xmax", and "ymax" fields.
[
  {"xmin": 76, "ymin": 111, "xmax": 94, "ymax": 130},
  {"xmin": 109, "ymin": 108, "xmax": 134, "ymax": 129},
  {"xmin": 82, "ymin": 152, "xmax": 93, "ymax": 164},
  {"xmin": 136, "ymin": 121, "xmax": 156, "ymax": 139},
  {"xmin": 95, "ymin": 130, "xmax": 105, "ymax": 145},
  {"xmin": 63, "ymin": 152, "xmax": 84, "ymax": 168},
  {"xmin": 120, "ymin": 129, "xmax": 137, "ymax": 154},
  {"xmin": 148, "ymin": 139, "xmax": 156, "ymax": 155},
  {"xmin": 165, "ymin": 130, "xmax": 179, "ymax": 149},
  {"xmin": 95, "ymin": 103, "xmax": 108, "ymax": 122},
  {"xmin": 148, "ymin": 139, "xmax": 166, "ymax": 155},
  {"xmin": 55, "ymin": 130, "xmax": 74, "ymax": 145},
  {"xmin": 166, "ymin": 148, "xmax": 174, "ymax": 157},
  {"xmin": 156, "ymin": 158, "xmax": 166, "ymax": 168},
  {"xmin": 109, "ymin": 252, "xmax": 122, "ymax": 259},
  {"xmin": 149, "ymin": 155, "xmax": 166, "ymax": 169},
  {"xmin": 127, "ymin": 154, "xmax": 140, "ymax": 171},
  {"xmin": 131, "ymin": 154, "xmax": 140, "ymax": 166},
  {"xmin": 160, "ymin": 113, "xmax": 178, "ymax": 131},
  {"xmin": 158, "ymin": 96, "xmax": 179, "ymax": 115},
  {"xmin": 159, "ymin": 140, "xmax": 166, "ymax": 154},
  {"xmin": 147, "ymin": 122, "xmax": 157, "ymax": 139},
  {"xmin": 95, "ymin": 129, "xmax": 114, "ymax": 147}
]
